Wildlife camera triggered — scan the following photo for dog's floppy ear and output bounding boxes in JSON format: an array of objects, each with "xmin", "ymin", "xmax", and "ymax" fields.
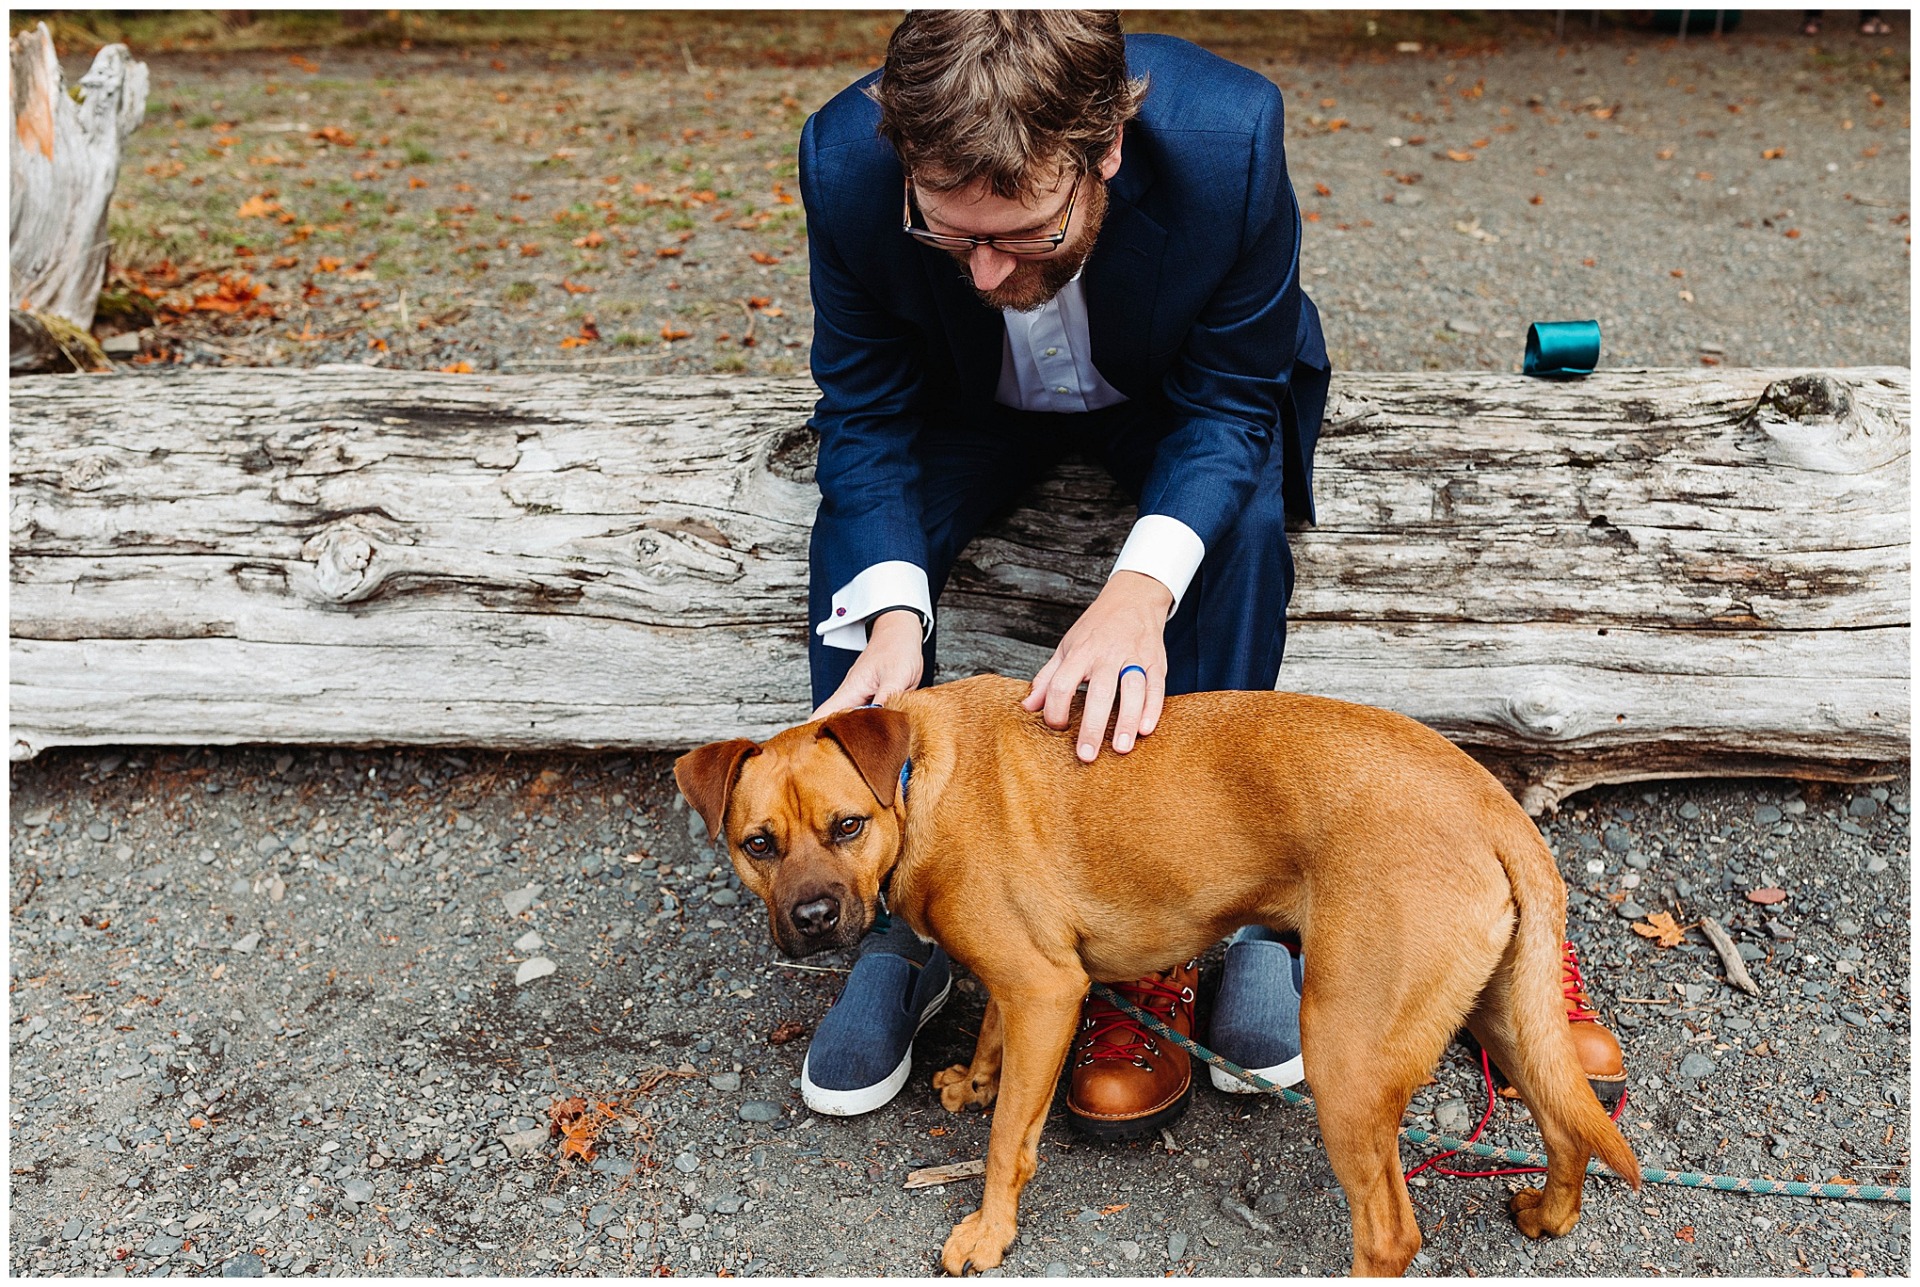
[
  {"xmin": 819, "ymin": 707, "xmax": 912, "ymax": 809},
  {"xmin": 673, "ymin": 739, "xmax": 759, "ymax": 843}
]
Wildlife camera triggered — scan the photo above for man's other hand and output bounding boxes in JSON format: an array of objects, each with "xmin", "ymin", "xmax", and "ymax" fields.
[
  {"xmin": 812, "ymin": 609, "xmax": 926, "ymax": 720},
  {"xmin": 1022, "ymin": 571, "xmax": 1172, "ymax": 762}
]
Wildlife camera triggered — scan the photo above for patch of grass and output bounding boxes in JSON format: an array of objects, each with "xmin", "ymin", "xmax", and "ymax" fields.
[
  {"xmin": 187, "ymin": 112, "xmax": 215, "ymax": 129},
  {"xmin": 403, "ymin": 143, "xmax": 435, "ymax": 166},
  {"xmin": 612, "ymin": 330, "xmax": 651, "ymax": 348},
  {"xmin": 712, "ymin": 352, "xmax": 748, "ymax": 373},
  {"xmin": 503, "ymin": 281, "xmax": 537, "ymax": 305}
]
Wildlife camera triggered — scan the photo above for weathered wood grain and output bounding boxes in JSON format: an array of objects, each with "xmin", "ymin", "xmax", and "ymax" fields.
[
  {"xmin": 8, "ymin": 23, "xmax": 148, "ymax": 331},
  {"xmin": 9, "ymin": 366, "xmax": 1907, "ymax": 812}
]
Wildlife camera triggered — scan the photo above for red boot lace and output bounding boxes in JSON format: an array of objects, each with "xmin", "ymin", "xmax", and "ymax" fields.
[
  {"xmin": 1077, "ymin": 971, "xmax": 1195, "ymax": 1067},
  {"xmin": 1561, "ymin": 940, "xmax": 1599, "ymax": 1024}
]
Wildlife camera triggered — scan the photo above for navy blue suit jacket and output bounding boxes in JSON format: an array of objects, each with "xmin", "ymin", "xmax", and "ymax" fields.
[{"xmin": 799, "ymin": 33, "xmax": 1328, "ymax": 588}]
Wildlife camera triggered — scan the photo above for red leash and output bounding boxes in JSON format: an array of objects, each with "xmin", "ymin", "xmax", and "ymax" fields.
[{"xmin": 1404, "ymin": 1048, "xmax": 1629, "ymax": 1183}]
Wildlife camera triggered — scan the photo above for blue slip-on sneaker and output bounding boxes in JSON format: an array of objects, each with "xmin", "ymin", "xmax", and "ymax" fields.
[
  {"xmin": 801, "ymin": 916, "xmax": 952, "ymax": 1116},
  {"xmin": 1207, "ymin": 925, "xmax": 1306, "ymax": 1094}
]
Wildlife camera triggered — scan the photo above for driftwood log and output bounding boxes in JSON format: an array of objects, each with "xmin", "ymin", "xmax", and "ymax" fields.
[
  {"xmin": 9, "ymin": 366, "xmax": 1908, "ymax": 813},
  {"xmin": 8, "ymin": 22, "xmax": 148, "ymax": 331}
]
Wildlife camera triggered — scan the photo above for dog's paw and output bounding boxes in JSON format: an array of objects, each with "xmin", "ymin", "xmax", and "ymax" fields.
[
  {"xmin": 940, "ymin": 1210, "xmax": 1015, "ymax": 1275},
  {"xmin": 933, "ymin": 1063, "xmax": 998, "ymax": 1113},
  {"xmin": 1508, "ymin": 1185, "xmax": 1577, "ymax": 1239}
]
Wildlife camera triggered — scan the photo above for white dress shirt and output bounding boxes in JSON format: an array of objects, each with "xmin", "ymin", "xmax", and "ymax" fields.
[{"xmin": 816, "ymin": 274, "xmax": 1207, "ymax": 652}]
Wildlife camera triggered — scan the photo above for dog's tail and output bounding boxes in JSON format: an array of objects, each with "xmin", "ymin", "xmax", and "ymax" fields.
[{"xmin": 1492, "ymin": 819, "xmax": 1641, "ymax": 1189}]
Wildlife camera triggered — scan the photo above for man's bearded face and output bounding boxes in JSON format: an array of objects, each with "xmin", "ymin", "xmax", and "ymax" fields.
[{"xmin": 916, "ymin": 169, "xmax": 1111, "ymax": 313}]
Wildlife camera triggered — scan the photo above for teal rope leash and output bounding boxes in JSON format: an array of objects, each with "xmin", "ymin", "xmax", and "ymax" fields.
[{"xmin": 1086, "ymin": 982, "xmax": 1910, "ymax": 1205}]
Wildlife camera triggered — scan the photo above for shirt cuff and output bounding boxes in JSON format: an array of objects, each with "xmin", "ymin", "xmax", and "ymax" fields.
[
  {"xmin": 815, "ymin": 560, "xmax": 935, "ymax": 653},
  {"xmin": 1111, "ymin": 514, "xmax": 1207, "ymax": 618}
]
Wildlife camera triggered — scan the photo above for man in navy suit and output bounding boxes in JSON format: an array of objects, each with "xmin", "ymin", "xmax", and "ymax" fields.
[{"xmin": 790, "ymin": 11, "xmax": 1336, "ymax": 1140}]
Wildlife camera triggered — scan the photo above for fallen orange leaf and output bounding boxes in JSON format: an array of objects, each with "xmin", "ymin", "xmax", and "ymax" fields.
[
  {"xmin": 573, "ymin": 230, "xmax": 606, "ymax": 248},
  {"xmin": 561, "ymin": 280, "xmax": 594, "ymax": 294},
  {"xmin": 660, "ymin": 325, "xmax": 691, "ymax": 341},
  {"xmin": 237, "ymin": 195, "xmax": 283, "ymax": 219},
  {"xmin": 1762, "ymin": 147, "xmax": 1786, "ymax": 160},
  {"xmin": 313, "ymin": 257, "xmax": 343, "ymax": 273},
  {"xmin": 1314, "ymin": 182, "xmax": 1332, "ymax": 197},
  {"xmin": 310, "ymin": 125, "xmax": 355, "ymax": 146},
  {"xmin": 655, "ymin": 246, "xmax": 683, "ymax": 259},
  {"xmin": 441, "ymin": 361, "xmax": 473, "ymax": 374},
  {"xmin": 749, "ymin": 251, "xmax": 781, "ymax": 265},
  {"xmin": 1675, "ymin": 1226, "xmax": 1696, "ymax": 1243},
  {"xmin": 1630, "ymin": 910, "xmax": 1689, "ymax": 948},
  {"xmin": 1445, "ymin": 149, "xmax": 1475, "ymax": 163}
]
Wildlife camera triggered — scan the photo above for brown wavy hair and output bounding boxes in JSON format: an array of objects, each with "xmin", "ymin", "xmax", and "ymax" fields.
[{"xmin": 870, "ymin": 10, "xmax": 1147, "ymax": 200}]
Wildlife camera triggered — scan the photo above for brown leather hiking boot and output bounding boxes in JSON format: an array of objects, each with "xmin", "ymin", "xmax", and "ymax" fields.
[
  {"xmin": 1561, "ymin": 940, "xmax": 1627, "ymax": 1107},
  {"xmin": 1066, "ymin": 960, "xmax": 1199, "ymax": 1141}
]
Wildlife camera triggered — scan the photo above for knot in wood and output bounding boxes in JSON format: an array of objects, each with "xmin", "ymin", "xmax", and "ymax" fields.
[
  {"xmin": 1503, "ymin": 685, "xmax": 1574, "ymax": 740},
  {"xmin": 60, "ymin": 453, "xmax": 114, "ymax": 492},
  {"xmin": 1755, "ymin": 375, "xmax": 1852, "ymax": 425},
  {"xmin": 302, "ymin": 521, "xmax": 392, "ymax": 603}
]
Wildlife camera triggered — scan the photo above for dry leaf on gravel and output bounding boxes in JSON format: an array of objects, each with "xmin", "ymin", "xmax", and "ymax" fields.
[
  {"xmin": 768, "ymin": 1019, "xmax": 808, "ymax": 1045},
  {"xmin": 749, "ymin": 250, "xmax": 781, "ymax": 264},
  {"xmin": 1445, "ymin": 148, "xmax": 1475, "ymax": 163},
  {"xmin": 237, "ymin": 194, "xmax": 284, "ymax": 219},
  {"xmin": 1630, "ymin": 910, "xmax": 1689, "ymax": 948}
]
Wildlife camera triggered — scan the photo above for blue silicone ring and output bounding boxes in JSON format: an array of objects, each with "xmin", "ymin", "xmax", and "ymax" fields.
[
  {"xmin": 1118, "ymin": 665, "xmax": 1148, "ymax": 682},
  {"xmin": 1524, "ymin": 320, "xmax": 1602, "ymax": 377}
]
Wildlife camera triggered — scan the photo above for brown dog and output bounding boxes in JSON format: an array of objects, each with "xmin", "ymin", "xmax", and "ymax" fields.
[{"xmin": 675, "ymin": 673, "xmax": 1639, "ymax": 1276}]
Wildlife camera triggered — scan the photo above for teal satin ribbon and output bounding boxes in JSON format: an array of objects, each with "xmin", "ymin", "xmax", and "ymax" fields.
[{"xmin": 1524, "ymin": 320, "xmax": 1601, "ymax": 377}]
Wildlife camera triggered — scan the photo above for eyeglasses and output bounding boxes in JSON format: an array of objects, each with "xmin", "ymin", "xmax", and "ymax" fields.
[{"xmin": 902, "ymin": 172, "xmax": 1079, "ymax": 257}]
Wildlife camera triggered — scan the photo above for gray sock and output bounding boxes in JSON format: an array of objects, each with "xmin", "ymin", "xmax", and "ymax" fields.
[{"xmin": 860, "ymin": 911, "xmax": 933, "ymax": 966}]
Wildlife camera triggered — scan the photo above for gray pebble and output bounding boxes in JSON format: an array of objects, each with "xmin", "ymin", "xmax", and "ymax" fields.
[
  {"xmin": 1679, "ymin": 803, "xmax": 1701, "ymax": 820},
  {"xmin": 738, "ymin": 1100, "xmax": 780, "ymax": 1123},
  {"xmin": 1219, "ymin": 1195, "xmax": 1272, "ymax": 1233},
  {"xmin": 142, "ymin": 1235, "xmax": 182, "ymax": 1257},
  {"xmin": 1754, "ymin": 805, "xmax": 1782, "ymax": 825},
  {"xmin": 678, "ymin": 1213, "xmax": 707, "ymax": 1231},
  {"xmin": 62, "ymin": 1219, "xmax": 83, "ymax": 1241},
  {"xmin": 1848, "ymin": 796, "xmax": 1880, "ymax": 818},
  {"xmin": 87, "ymin": 821, "xmax": 111, "ymax": 842},
  {"xmin": 673, "ymin": 1151, "xmax": 700, "ymax": 1173},
  {"xmin": 501, "ymin": 884, "xmax": 543, "ymax": 917},
  {"xmin": 231, "ymin": 931, "xmax": 261, "ymax": 954},
  {"xmin": 1435, "ymin": 1099, "xmax": 1471, "ymax": 1134},
  {"xmin": 1678, "ymin": 1053, "xmax": 1716, "ymax": 1080},
  {"xmin": 1604, "ymin": 827, "xmax": 1631, "ymax": 853},
  {"xmin": 1615, "ymin": 900, "xmax": 1647, "ymax": 921},
  {"xmin": 21, "ymin": 809, "xmax": 51, "ymax": 828},
  {"xmin": 539, "ymin": 1197, "xmax": 566, "ymax": 1215},
  {"xmin": 1044, "ymin": 1264, "xmax": 1071, "ymax": 1277},
  {"xmin": 513, "ymin": 930, "xmax": 544, "ymax": 953},
  {"xmin": 588, "ymin": 1203, "xmax": 617, "ymax": 1228},
  {"xmin": 222, "ymin": 1253, "xmax": 264, "ymax": 1277},
  {"xmin": 708, "ymin": 1071, "xmax": 741, "ymax": 1092},
  {"xmin": 341, "ymin": 1178, "xmax": 375, "ymax": 1204},
  {"xmin": 1167, "ymin": 1232, "xmax": 1190, "ymax": 1261},
  {"xmin": 710, "ymin": 888, "xmax": 739, "ymax": 906}
]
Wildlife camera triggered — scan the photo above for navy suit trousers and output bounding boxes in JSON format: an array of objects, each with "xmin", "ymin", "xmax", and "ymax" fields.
[{"xmin": 808, "ymin": 401, "xmax": 1299, "ymax": 708}]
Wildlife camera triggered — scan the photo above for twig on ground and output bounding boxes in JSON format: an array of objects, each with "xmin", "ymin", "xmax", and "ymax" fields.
[
  {"xmin": 1696, "ymin": 914, "xmax": 1762, "ymax": 995},
  {"xmin": 904, "ymin": 1158, "xmax": 985, "ymax": 1189},
  {"xmin": 775, "ymin": 961, "xmax": 850, "ymax": 974}
]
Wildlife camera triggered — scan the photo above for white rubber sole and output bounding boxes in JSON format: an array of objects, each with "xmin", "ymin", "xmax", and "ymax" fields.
[
  {"xmin": 1210, "ymin": 1053, "xmax": 1306, "ymax": 1095},
  {"xmin": 800, "ymin": 976, "xmax": 952, "ymax": 1117}
]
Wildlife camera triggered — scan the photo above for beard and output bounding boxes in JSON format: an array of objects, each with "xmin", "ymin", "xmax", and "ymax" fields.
[{"xmin": 961, "ymin": 177, "xmax": 1110, "ymax": 313}]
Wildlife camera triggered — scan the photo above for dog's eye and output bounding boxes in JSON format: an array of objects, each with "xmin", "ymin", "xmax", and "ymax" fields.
[
  {"xmin": 742, "ymin": 834, "xmax": 772, "ymax": 858},
  {"xmin": 834, "ymin": 816, "xmax": 865, "ymax": 840}
]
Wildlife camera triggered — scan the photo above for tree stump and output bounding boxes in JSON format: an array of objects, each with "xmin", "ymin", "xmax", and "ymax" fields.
[
  {"xmin": 8, "ymin": 366, "xmax": 1907, "ymax": 812},
  {"xmin": 9, "ymin": 22, "xmax": 149, "ymax": 331}
]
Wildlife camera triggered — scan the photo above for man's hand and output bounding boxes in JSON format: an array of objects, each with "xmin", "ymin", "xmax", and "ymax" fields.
[
  {"xmin": 1022, "ymin": 571, "xmax": 1172, "ymax": 762},
  {"xmin": 812, "ymin": 609, "xmax": 925, "ymax": 720}
]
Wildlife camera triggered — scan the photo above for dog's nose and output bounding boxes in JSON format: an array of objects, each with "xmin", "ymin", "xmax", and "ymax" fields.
[{"xmin": 791, "ymin": 895, "xmax": 841, "ymax": 938}]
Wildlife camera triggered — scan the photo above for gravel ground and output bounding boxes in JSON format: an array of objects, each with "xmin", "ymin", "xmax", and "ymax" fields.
[
  {"xmin": 76, "ymin": 9, "xmax": 1906, "ymax": 376},
  {"xmin": 11, "ymin": 9, "xmax": 1912, "ymax": 1279}
]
